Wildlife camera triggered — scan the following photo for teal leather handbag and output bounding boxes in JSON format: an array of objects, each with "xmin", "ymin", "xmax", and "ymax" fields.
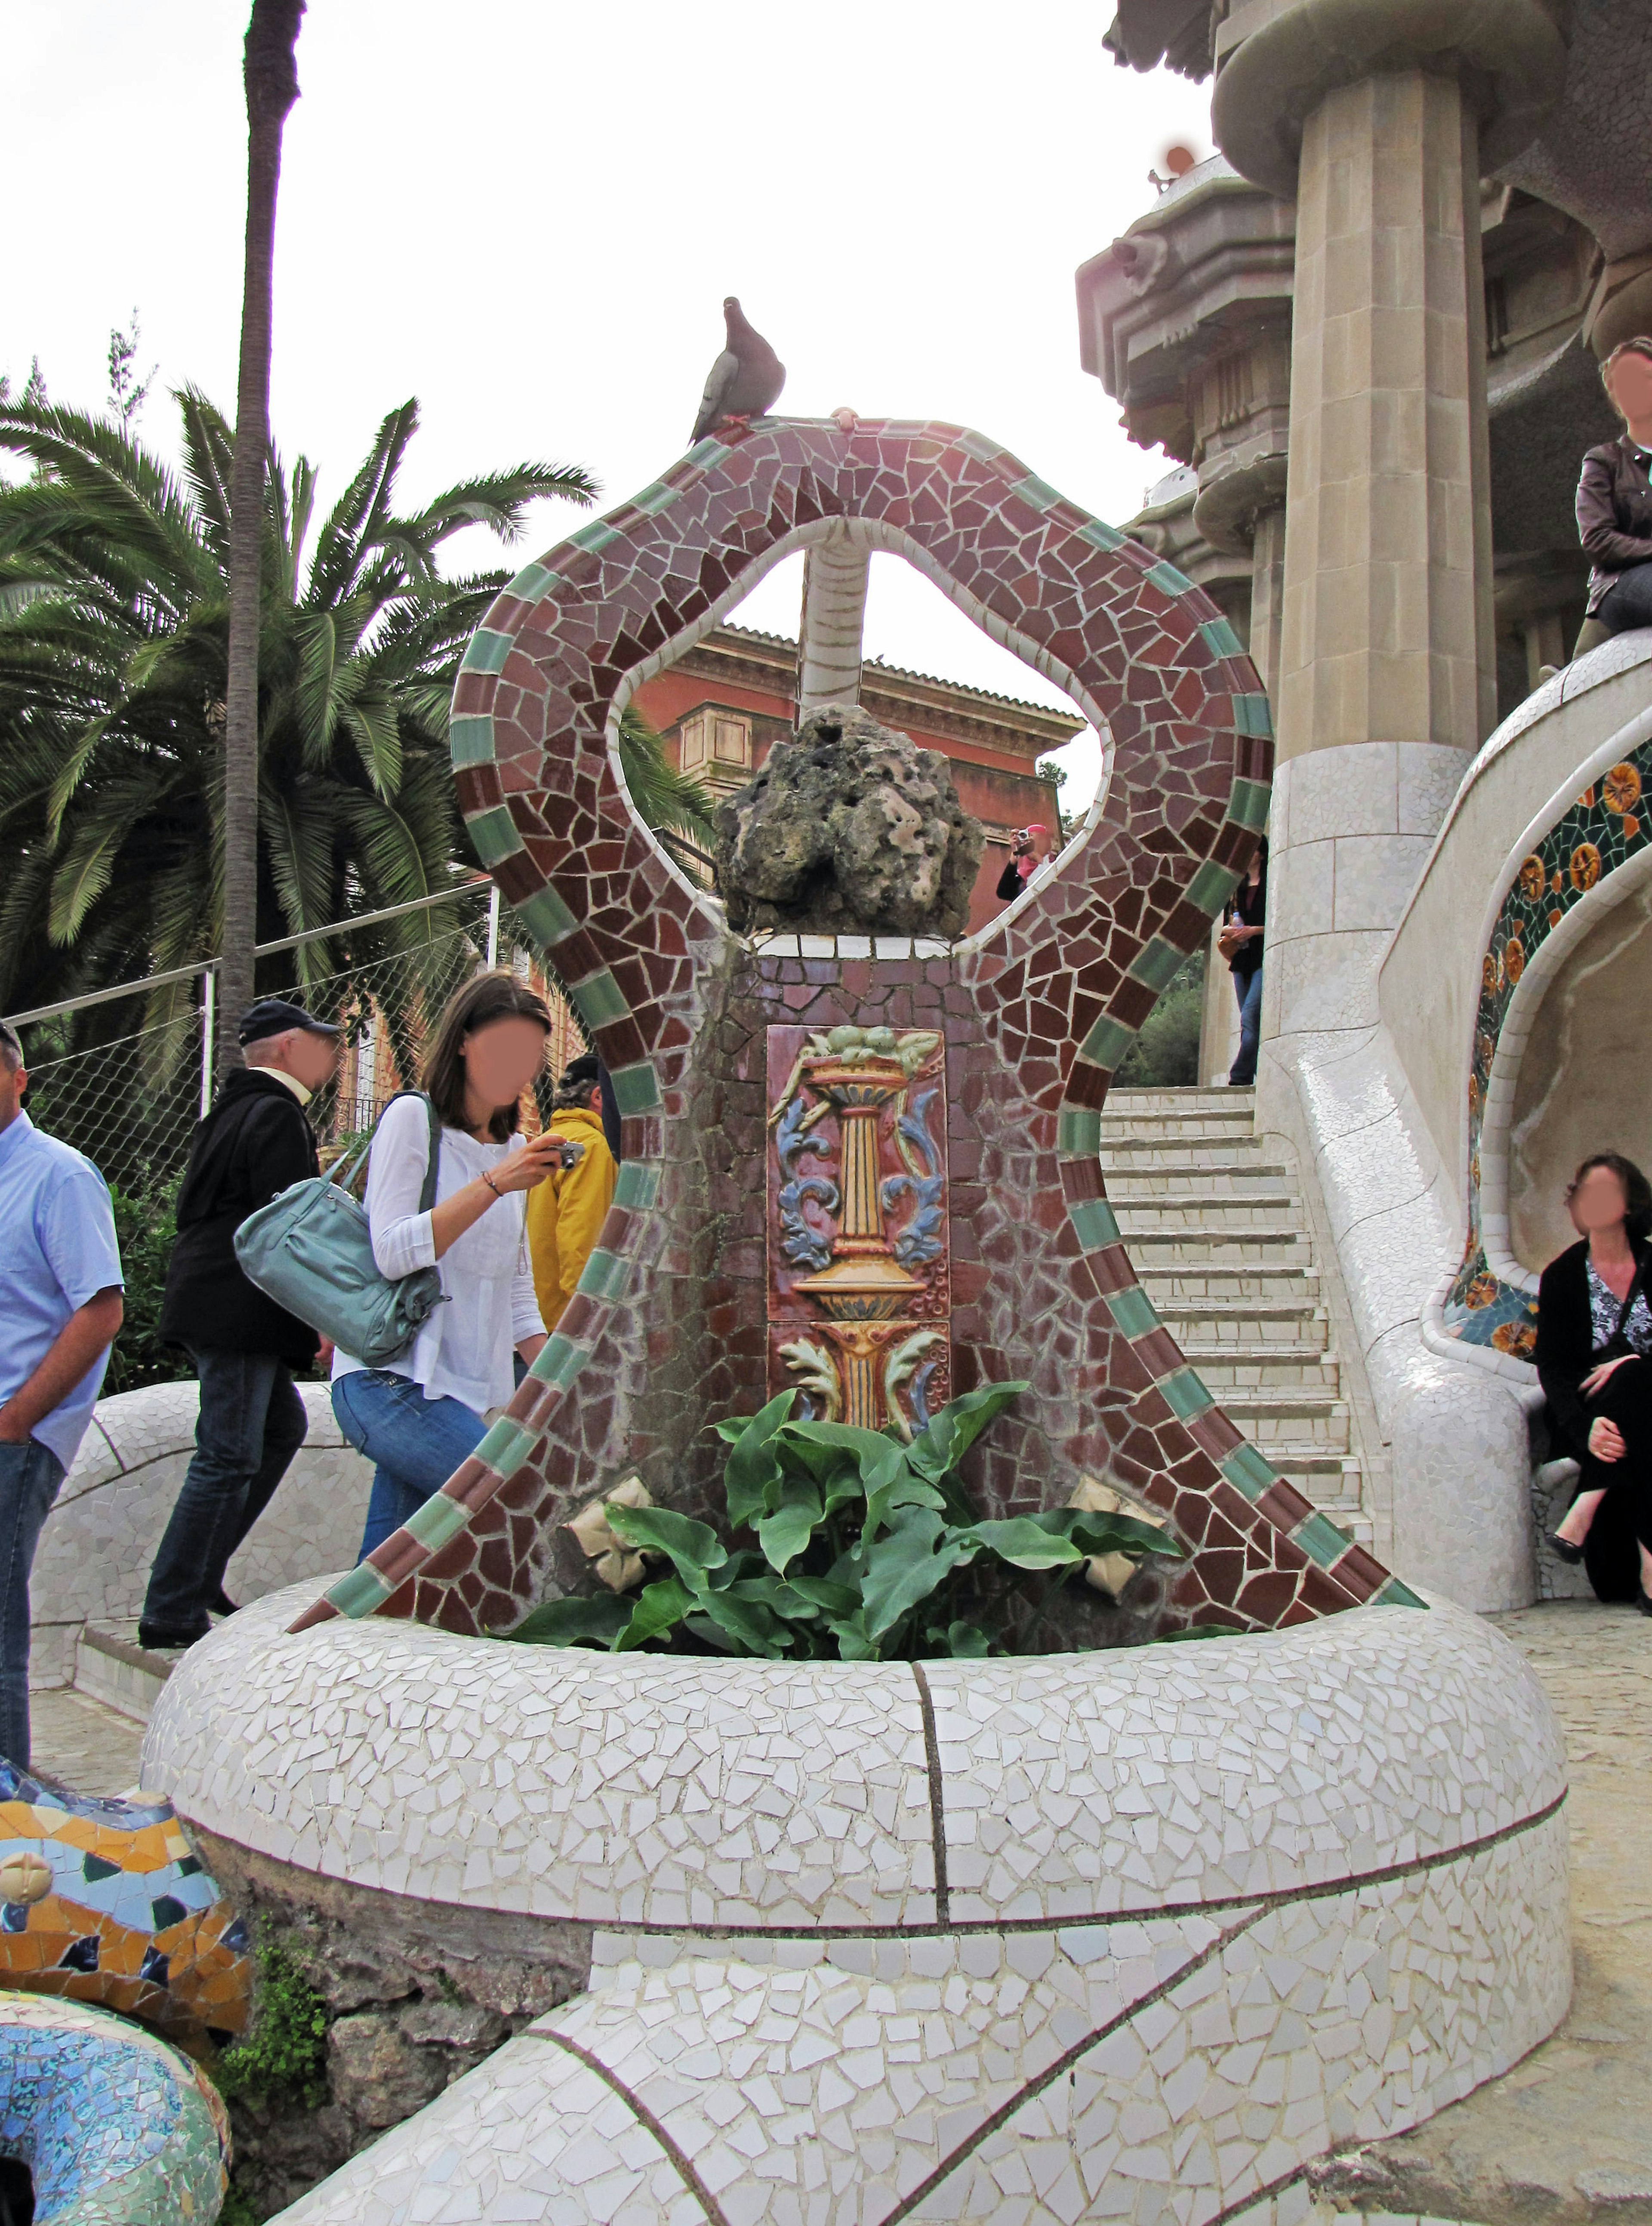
[{"xmin": 233, "ymin": 1091, "xmax": 446, "ymax": 1365}]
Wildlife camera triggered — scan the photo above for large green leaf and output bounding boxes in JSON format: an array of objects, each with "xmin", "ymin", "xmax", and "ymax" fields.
[
  {"xmin": 905, "ymin": 1381, "xmax": 1030, "ymax": 1481},
  {"xmin": 784, "ymin": 1574, "xmax": 860, "ymax": 1616},
  {"xmin": 724, "ymin": 1391, "xmax": 795, "ymax": 1527},
  {"xmin": 613, "ymin": 1577, "xmax": 696, "ymax": 1651},
  {"xmin": 504, "ymin": 1594, "xmax": 632, "ymax": 1648},
  {"xmin": 690, "ymin": 1587, "xmax": 789, "ymax": 1658},
  {"xmin": 605, "ymin": 1505, "xmax": 726, "ymax": 1589},
  {"xmin": 958, "ymin": 1517, "xmax": 1083, "ymax": 1572},
  {"xmin": 756, "ymin": 1474, "xmax": 823, "ymax": 1574},
  {"xmin": 859, "ymin": 1507, "xmax": 966, "ymax": 1642}
]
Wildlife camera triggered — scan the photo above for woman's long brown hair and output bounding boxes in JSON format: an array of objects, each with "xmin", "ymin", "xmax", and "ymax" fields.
[{"xmin": 421, "ymin": 970, "xmax": 552, "ymax": 1143}]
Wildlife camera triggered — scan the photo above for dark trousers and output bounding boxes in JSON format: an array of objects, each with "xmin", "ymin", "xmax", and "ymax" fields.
[
  {"xmin": 1229, "ymin": 965, "xmax": 1262, "ymax": 1086},
  {"xmin": 1576, "ymin": 1358, "xmax": 1652, "ymax": 1601},
  {"xmin": 1596, "ymin": 559, "xmax": 1652, "ymax": 638},
  {"xmin": 141, "ymin": 1348, "xmax": 307, "ymax": 1638},
  {"xmin": 0, "ymin": 1439, "xmax": 65, "ymax": 1769}
]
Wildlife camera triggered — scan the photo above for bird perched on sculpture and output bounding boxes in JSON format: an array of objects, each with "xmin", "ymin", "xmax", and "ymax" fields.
[{"xmin": 690, "ymin": 298, "xmax": 786, "ymax": 442}]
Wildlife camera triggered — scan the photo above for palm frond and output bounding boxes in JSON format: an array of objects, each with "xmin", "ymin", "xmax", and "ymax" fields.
[{"xmin": 616, "ymin": 705, "xmax": 719, "ymax": 845}]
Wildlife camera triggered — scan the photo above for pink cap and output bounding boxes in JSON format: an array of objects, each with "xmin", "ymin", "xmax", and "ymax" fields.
[{"xmin": 1026, "ymin": 823, "xmax": 1049, "ymax": 836}]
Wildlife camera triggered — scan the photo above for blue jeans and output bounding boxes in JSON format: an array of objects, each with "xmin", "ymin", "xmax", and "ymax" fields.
[
  {"xmin": 142, "ymin": 1350, "xmax": 307, "ymax": 1640},
  {"xmin": 331, "ymin": 1371, "xmax": 486, "ymax": 1563},
  {"xmin": 0, "ymin": 1438, "xmax": 65, "ymax": 1770},
  {"xmin": 1230, "ymin": 965, "xmax": 1263, "ymax": 1085},
  {"xmin": 1597, "ymin": 560, "xmax": 1652, "ymax": 637}
]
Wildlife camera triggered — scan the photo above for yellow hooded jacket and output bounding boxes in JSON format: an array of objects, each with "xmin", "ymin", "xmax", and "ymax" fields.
[{"xmin": 524, "ymin": 1104, "xmax": 617, "ymax": 1333}]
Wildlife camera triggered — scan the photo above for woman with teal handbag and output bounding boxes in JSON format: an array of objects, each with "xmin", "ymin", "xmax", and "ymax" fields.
[{"xmin": 329, "ymin": 973, "xmax": 572, "ymax": 1560}]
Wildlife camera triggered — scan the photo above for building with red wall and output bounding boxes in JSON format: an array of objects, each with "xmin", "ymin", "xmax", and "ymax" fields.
[{"xmin": 632, "ymin": 625, "xmax": 1082, "ymax": 936}]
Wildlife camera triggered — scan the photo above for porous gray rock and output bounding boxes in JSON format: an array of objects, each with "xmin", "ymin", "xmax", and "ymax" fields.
[{"xmin": 714, "ymin": 703, "xmax": 984, "ymax": 937}]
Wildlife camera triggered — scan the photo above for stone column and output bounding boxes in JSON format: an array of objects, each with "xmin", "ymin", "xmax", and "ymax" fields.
[{"xmin": 795, "ymin": 520, "xmax": 872, "ymax": 717}]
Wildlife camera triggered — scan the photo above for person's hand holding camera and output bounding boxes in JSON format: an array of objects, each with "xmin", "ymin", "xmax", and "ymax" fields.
[{"xmin": 486, "ymin": 1128, "xmax": 572, "ymax": 1195}]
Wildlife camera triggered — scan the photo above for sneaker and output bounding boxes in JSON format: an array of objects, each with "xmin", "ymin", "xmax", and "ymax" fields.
[
  {"xmin": 1546, "ymin": 1532, "xmax": 1586, "ymax": 1565},
  {"xmin": 206, "ymin": 1587, "xmax": 240, "ymax": 1618}
]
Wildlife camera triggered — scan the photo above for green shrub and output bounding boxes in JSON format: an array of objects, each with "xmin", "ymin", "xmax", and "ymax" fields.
[
  {"xmin": 1116, "ymin": 949, "xmax": 1205, "ymax": 1088},
  {"xmin": 506, "ymin": 1384, "xmax": 1181, "ymax": 1662},
  {"xmin": 104, "ymin": 1177, "xmax": 194, "ymax": 1396},
  {"xmin": 214, "ymin": 1940, "xmax": 329, "ymax": 2111}
]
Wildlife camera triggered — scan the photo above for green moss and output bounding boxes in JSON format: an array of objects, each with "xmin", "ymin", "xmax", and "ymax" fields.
[
  {"xmin": 218, "ymin": 2187, "xmax": 259, "ymax": 2226},
  {"xmin": 214, "ymin": 1939, "xmax": 330, "ymax": 2111}
]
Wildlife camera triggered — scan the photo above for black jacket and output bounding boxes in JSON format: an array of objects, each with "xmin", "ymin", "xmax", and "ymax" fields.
[
  {"xmin": 160, "ymin": 1067, "xmax": 321, "ymax": 1363},
  {"xmin": 1534, "ymin": 1235, "xmax": 1649, "ymax": 1460},
  {"xmin": 1226, "ymin": 872, "xmax": 1265, "ymax": 980},
  {"xmin": 1577, "ymin": 434, "xmax": 1652, "ymax": 615}
]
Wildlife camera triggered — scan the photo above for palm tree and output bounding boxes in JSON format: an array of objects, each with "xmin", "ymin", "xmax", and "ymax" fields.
[
  {"xmin": 222, "ymin": 0, "xmax": 307, "ymax": 1076},
  {"xmin": 0, "ymin": 389, "xmax": 597, "ymax": 1043}
]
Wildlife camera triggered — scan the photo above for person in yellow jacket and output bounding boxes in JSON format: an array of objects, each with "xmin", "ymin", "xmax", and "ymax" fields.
[{"xmin": 525, "ymin": 1053, "xmax": 618, "ymax": 1332}]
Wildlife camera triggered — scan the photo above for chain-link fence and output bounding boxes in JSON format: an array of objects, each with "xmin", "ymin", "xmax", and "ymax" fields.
[{"xmin": 7, "ymin": 887, "xmax": 588, "ymax": 1394}]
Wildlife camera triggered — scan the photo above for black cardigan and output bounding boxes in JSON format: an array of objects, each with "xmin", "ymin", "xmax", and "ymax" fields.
[
  {"xmin": 1534, "ymin": 1236, "xmax": 1649, "ymax": 1461},
  {"xmin": 159, "ymin": 1067, "xmax": 321, "ymax": 1364}
]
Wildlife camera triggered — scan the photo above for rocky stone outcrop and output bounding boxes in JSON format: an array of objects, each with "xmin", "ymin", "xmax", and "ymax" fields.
[{"xmin": 714, "ymin": 703, "xmax": 984, "ymax": 937}]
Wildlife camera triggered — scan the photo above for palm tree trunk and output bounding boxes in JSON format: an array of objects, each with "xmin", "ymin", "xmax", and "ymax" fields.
[{"xmin": 218, "ymin": 0, "xmax": 305, "ymax": 1076}]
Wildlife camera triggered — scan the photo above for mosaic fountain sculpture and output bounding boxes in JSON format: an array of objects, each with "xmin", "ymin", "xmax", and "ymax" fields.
[{"xmin": 143, "ymin": 418, "xmax": 1570, "ymax": 2226}]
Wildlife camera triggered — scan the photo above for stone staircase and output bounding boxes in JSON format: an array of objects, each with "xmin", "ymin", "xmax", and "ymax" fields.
[{"xmin": 1100, "ymin": 1086, "xmax": 1373, "ymax": 1545}]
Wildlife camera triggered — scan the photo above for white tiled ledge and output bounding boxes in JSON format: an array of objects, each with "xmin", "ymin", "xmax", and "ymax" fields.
[
  {"xmin": 743, "ymin": 930, "xmax": 959, "ymax": 958},
  {"xmin": 142, "ymin": 1588, "xmax": 1564, "ymax": 1936}
]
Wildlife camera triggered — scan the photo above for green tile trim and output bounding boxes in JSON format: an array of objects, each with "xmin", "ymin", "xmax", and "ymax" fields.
[
  {"xmin": 1226, "ymin": 777, "xmax": 1272, "ymax": 832},
  {"xmin": 403, "ymin": 1492, "xmax": 471, "ymax": 1554},
  {"xmin": 630, "ymin": 481, "xmax": 682, "ymax": 515},
  {"xmin": 1220, "ymin": 1441, "xmax": 1279, "ymax": 1503},
  {"xmin": 1187, "ymin": 860, "xmax": 1243, "ymax": 917},
  {"xmin": 529, "ymin": 1333, "xmax": 588, "ymax": 1392},
  {"xmin": 569, "ymin": 519, "xmax": 621, "ymax": 555},
  {"xmin": 1078, "ymin": 1013, "xmax": 1138, "ymax": 1070},
  {"xmin": 449, "ymin": 715, "xmax": 496, "ymax": 770},
  {"xmin": 609, "ymin": 1060, "xmax": 662, "ymax": 1115},
  {"xmin": 1011, "ymin": 473, "xmax": 1062, "ymax": 512},
  {"xmin": 478, "ymin": 1419, "xmax": 538, "ymax": 1481},
  {"xmin": 1198, "ymin": 617, "xmax": 1245, "ymax": 660},
  {"xmin": 1375, "ymin": 1575, "xmax": 1429, "ymax": 1609},
  {"xmin": 1057, "ymin": 1106, "xmax": 1102, "ymax": 1157},
  {"xmin": 1079, "ymin": 518, "xmax": 1127, "ymax": 553},
  {"xmin": 326, "ymin": 1562, "xmax": 393, "ymax": 1619},
  {"xmin": 506, "ymin": 561, "xmax": 559, "ymax": 602},
  {"xmin": 1068, "ymin": 1197, "xmax": 1122, "ymax": 1252},
  {"xmin": 569, "ymin": 967, "xmax": 629, "ymax": 1030},
  {"xmin": 1104, "ymin": 1284, "xmax": 1160, "ymax": 1339},
  {"xmin": 460, "ymin": 628, "xmax": 513, "ymax": 675},
  {"xmin": 513, "ymin": 885, "xmax": 579, "ymax": 948},
  {"xmin": 685, "ymin": 437, "xmax": 734, "ymax": 468},
  {"xmin": 1158, "ymin": 1366, "xmax": 1214, "ymax": 1421},
  {"xmin": 958, "ymin": 430, "xmax": 1005, "ymax": 467},
  {"xmin": 578, "ymin": 1247, "xmax": 629, "ymax": 1303},
  {"xmin": 1233, "ymin": 693, "xmax": 1273, "ymax": 737},
  {"xmin": 1145, "ymin": 559, "xmax": 1193, "ymax": 597},
  {"xmin": 1128, "ymin": 937, "xmax": 1185, "ymax": 993},
  {"xmin": 613, "ymin": 1159, "xmax": 662, "ymax": 1211},
  {"xmin": 465, "ymin": 806, "xmax": 524, "ymax": 865},
  {"xmin": 1292, "ymin": 1510, "xmax": 1354, "ymax": 1570}
]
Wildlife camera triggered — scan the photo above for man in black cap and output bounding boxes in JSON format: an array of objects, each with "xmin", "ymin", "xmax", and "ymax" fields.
[{"xmin": 139, "ymin": 999, "xmax": 341, "ymax": 1649}]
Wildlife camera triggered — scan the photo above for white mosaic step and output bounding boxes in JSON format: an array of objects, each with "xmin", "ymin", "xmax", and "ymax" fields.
[
  {"xmin": 72, "ymin": 1622, "xmax": 178, "ymax": 1725},
  {"xmin": 1184, "ymin": 1348, "xmax": 1342, "ymax": 1389},
  {"xmin": 1117, "ymin": 1228, "xmax": 1313, "ymax": 1265},
  {"xmin": 1164, "ymin": 1309, "xmax": 1331, "ymax": 1348},
  {"xmin": 1104, "ymin": 1087, "xmax": 1251, "ymax": 1113},
  {"xmin": 1106, "ymin": 1169, "xmax": 1296, "ymax": 1201},
  {"xmin": 166, "ymin": 1592, "xmax": 1569, "ymax": 2226},
  {"xmin": 1114, "ymin": 1196, "xmax": 1302, "ymax": 1231},
  {"xmin": 1097, "ymin": 1113, "xmax": 1258, "ymax": 1143},
  {"xmin": 1220, "ymin": 1392, "xmax": 1352, "ymax": 1448}
]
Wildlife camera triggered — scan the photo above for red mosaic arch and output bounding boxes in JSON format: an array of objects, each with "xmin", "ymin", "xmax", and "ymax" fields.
[{"xmin": 290, "ymin": 415, "xmax": 1420, "ymax": 1638}]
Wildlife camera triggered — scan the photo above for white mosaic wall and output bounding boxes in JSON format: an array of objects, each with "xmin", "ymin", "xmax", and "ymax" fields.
[
  {"xmin": 32, "ymin": 1381, "xmax": 372, "ymax": 1688},
  {"xmin": 140, "ymin": 1590, "xmax": 1570, "ymax": 2225}
]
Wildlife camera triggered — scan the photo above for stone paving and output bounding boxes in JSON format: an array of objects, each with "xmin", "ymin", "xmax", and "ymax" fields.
[
  {"xmin": 31, "ymin": 1686, "xmax": 145, "ymax": 1798},
  {"xmin": 1315, "ymin": 1601, "xmax": 1652, "ymax": 2226}
]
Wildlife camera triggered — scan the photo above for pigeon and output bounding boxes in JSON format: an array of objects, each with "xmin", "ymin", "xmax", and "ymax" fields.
[{"xmin": 690, "ymin": 298, "xmax": 786, "ymax": 443}]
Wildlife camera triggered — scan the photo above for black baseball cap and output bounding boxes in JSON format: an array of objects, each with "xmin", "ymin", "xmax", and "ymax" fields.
[
  {"xmin": 237, "ymin": 997, "xmax": 342, "ymax": 1045},
  {"xmin": 560, "ymin": 1050, "xmax": 601, "ymax": 1091}
]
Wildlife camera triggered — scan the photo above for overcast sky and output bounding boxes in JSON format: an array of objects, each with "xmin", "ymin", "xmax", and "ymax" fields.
[{"xmin": 6, "ymin": 3, "xmax": 1208, "ymax": 808}]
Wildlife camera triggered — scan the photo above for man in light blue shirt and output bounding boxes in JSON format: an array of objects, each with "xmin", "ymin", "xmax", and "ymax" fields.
[{"xmin": 0, "ymin": 1021, "xmax": 124, "ymax": 1768}]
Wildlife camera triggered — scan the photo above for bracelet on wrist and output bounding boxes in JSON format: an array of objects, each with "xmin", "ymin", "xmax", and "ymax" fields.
[{"xmin": 481, "ymin": 1169, "xmax": 502, "ymax": 1199}]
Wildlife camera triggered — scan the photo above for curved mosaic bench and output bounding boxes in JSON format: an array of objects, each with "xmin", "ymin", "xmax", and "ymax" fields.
[
  {"xmin": 0, "ymin": 1992, "xmax": 230, "ymax": 2225},
  {"xmin": 0, "ymin": 1762, "xmax": 251, "ymax": 2056},
  {"xmin": 290, "ymin": 413, "xmax": 1418, "ymax": 1644},
  {"xmin": 141, "ymin": 1585, "xmax": 1568, "ymax": 2226}
]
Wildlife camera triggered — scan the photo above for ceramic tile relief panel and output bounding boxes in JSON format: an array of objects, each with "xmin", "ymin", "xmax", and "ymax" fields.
[
  {"xmin": 287, "ymin": 414, "xmax": 1421, "ymax": 1642},
  {"xmin": 767, "ymin": 1024, "xmax": 951, "ymax": 1433},
  {"xmin": 1443, "ymin": 740, "xmax": 1652, "ymax": 1356}
]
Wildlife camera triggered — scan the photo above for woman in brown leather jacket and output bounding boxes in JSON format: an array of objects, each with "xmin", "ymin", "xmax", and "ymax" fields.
[{"xmin": 1573, "ymin": 338, "xmax": 1652, "ymax": 657}]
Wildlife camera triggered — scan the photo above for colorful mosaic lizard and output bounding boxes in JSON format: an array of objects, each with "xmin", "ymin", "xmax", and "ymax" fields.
[
  {"xmin": 0, "ymin": 1762, "xmax": 250, "ymax": 2058},
  {"xmin": 0, "ymin": 1991, "xmax": 230, "ymax": 2225},
  {"xmin": 288, "ymin": 413, "xmax": 1421, "ymax": 1640},
  {"xmin": 1443, "ymin": 743, "xmax": 1652, "ymax": 1355}
]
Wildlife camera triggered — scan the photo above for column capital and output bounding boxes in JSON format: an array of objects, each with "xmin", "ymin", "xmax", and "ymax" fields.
[
  {"xmin": 1192, "ymin": 450, "xmax": 1290, "ymax": 556},
  {"xmin": 1211, "ymin": 0, "xmax": 1569, "ymax": 200}
]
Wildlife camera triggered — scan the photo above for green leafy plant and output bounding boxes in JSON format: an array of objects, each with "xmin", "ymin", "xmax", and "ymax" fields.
[
  {"xmin": 103, "ymin": 1175, "xmax": 192, "ymax": 1394},
  {"xmin": 214, "ymin": 1938, "xmax": 329, "ymax": 2111},
  {"xmin": 507, "ymin": 1383, "xmax": 1182, "ymax": 1662}
]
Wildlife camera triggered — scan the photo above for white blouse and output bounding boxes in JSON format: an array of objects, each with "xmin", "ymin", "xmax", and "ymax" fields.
[{"xmin": 331, "ymin": 1095, "xmax": 544, "ymax": 1413}]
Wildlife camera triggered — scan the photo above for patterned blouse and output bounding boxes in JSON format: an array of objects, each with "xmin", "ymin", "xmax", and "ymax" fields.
[{"xmin": 1585, "ymin": 1256, "xmax": 1652, "ymax": 1356}]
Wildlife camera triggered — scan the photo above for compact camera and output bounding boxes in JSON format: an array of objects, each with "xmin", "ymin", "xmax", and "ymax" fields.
[{"xmin": 556, "ymin": 1140, "xmax": 586, "ymax": 1170}]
